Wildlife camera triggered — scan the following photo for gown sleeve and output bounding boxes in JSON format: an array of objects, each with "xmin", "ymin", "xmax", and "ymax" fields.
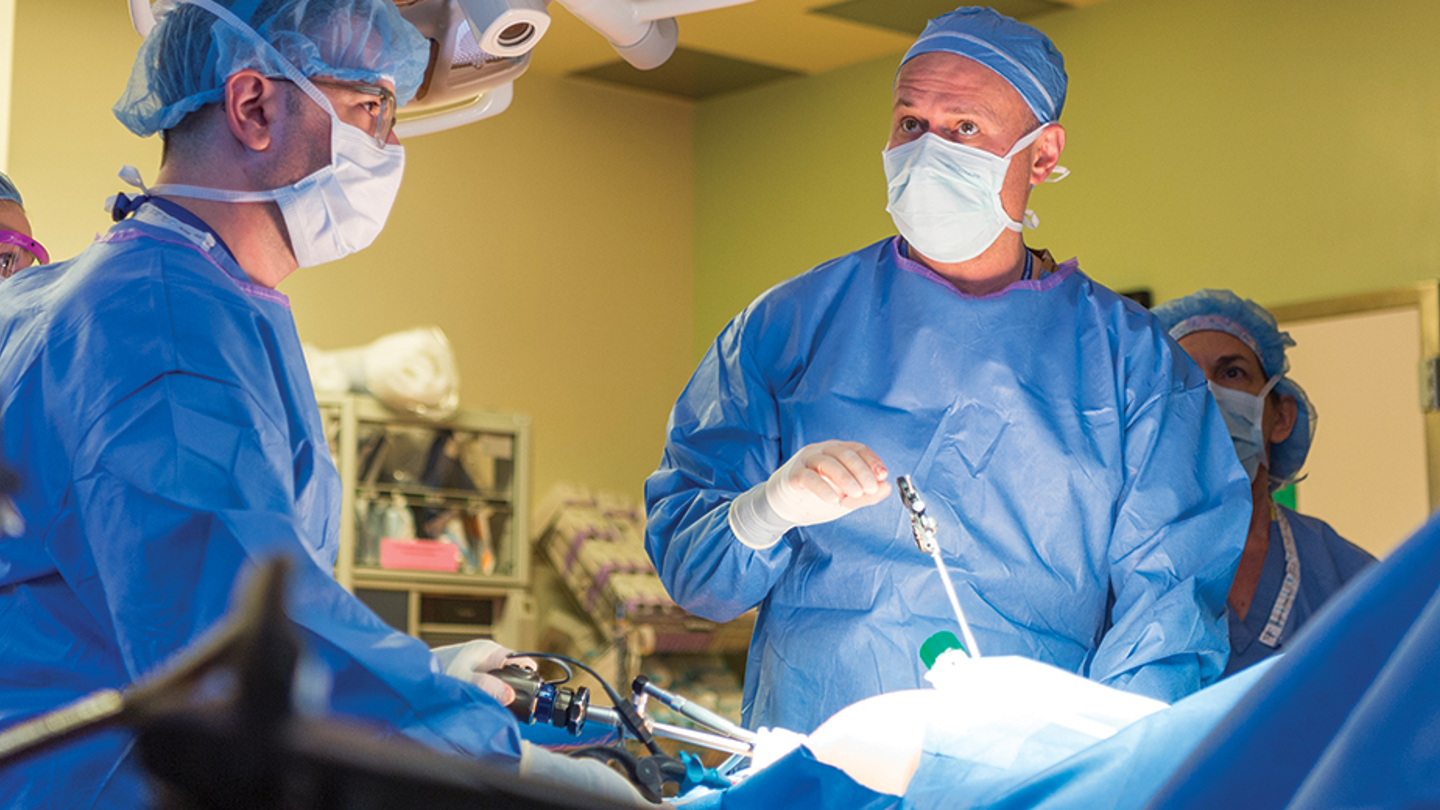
[
  {"xmin": 644, "ymin": 315, "xmax": 797, "ymax": 623},
  {"xmin": 1088, "ymin": 374, "xmax": 1251, "ymax": 703},
  {"xmin": 63, "ymin": 369, "xmax": 523, "ymax": 763}
]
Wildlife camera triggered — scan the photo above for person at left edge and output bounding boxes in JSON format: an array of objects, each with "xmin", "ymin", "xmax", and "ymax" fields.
[
  {"xmin": 0, "ymin": 171, "xmax": 50, "ymax": 281},
  {"xmin": 0, "ymin": 1, "xmax": 645, "ymax": 806},
  {"xmin": 644, "ymin": 6, "xmax": 1252, "ymax": 736}
]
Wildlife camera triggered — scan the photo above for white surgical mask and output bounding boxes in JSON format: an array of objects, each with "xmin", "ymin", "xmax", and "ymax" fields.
[
  {"xmin": 883, "ymin": 125, "xmax": 1055, "ymax": 264},
  {"xmin": 144, "ymin": 0, "xmax": 404, "ymax": 268},
  {"xmin": 1210, "ymin": 376, "xmax": 1281, "ymax": 482}
]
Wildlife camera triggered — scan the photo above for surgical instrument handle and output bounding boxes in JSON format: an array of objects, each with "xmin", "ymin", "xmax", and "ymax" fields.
[
  {"xmin": 897, "ymin": 475, "xmax": 939, "ymax": 553},
  {"xmin": 633, "ymin": 676, "xmax": 757, "ymax": 744},
  {"xmin": 896, "ymin": 475, "xmax": 982, "ymax": 659},
  {"xmin": 586, "ymin": 706, "xmax": 754, "ymax": 757}
]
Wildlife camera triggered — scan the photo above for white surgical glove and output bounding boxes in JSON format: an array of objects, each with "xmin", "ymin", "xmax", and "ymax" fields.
[
  {"xmin": 728, "ymin": 440, "xmax": 891, "ymax": 549},
  {"xmin": 432, "ymin": 640, "xmax": 537, "ymax": 706}
]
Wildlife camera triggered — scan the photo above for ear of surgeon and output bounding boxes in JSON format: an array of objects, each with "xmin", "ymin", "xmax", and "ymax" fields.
[{"xmin": 888, "ymin": 52, "xmax": 1066, "ymax": 283}]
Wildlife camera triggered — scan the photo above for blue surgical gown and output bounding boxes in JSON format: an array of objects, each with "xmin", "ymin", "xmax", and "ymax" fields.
[
  {"xmin": 0, "ymin": 200, "xmax": 522, "ymax": 808},
  {"xmin": 1225, "ymin": 505, "xmax": 1375, "ymax": 676},
  {"xmin": 645, "ymin": 238, "xmax": 1250, "ymax": 734}
]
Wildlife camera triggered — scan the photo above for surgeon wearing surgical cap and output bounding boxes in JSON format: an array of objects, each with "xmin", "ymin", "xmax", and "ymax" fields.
[
  {"xmin": 1155, "ymin": 290, "xmax": 1376, "ymax": 676},
  {"xmin": 0, "ymin": 1, "xmax": 645, "ymax": 806},
  {"xmin": 645, "ymin": 6, "xmax": 1250, "ymax": 735},
  {"xmin": 0, "ymin": 171, "xmax": 50, "ymax": 280}
]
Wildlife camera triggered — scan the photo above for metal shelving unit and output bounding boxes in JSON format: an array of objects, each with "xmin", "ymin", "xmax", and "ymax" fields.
[{"xmin": 318, "ymin": 394, "xmax": 535, "ymax": 650}]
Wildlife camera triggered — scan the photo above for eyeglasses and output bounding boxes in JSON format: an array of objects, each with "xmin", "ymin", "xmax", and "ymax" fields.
[
  {"xmin": 0, "ymin": 230, "xmax": 49, "ymax": 280},
  {"xmin": 308, "ymin": 78, "xmax": 397, "ymax": 148}
]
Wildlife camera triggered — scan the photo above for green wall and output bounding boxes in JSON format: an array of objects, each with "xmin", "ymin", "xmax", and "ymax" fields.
[{"xmin": 693, "ymin": 0, "xmax": 1440, "ymax": 356}]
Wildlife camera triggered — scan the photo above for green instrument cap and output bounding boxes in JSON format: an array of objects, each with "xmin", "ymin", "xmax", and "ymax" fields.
[{"xmin": 920, "ymin": 630, "xmax": 966, "ymax": 669}]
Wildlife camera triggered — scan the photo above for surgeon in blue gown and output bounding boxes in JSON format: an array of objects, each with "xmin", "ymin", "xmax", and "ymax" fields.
[
  {"xmin": 645, "ymin": 6, "xmax": 1251, "ymax": 736},
  {"xmin": 1154, "ymin": 290, "xmax": 1375, "ymax": 676},
  {"xmin": 0, "ymin": 1, "xmax": 642, "ymax": 806}
]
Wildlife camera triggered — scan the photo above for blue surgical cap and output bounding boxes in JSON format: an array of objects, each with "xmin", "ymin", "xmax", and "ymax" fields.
[
  {"xmin": 0, "ymin": 172, "xmax": 21, "ymax": 208},
  {"xmin": 1154, "ymin": 289, "xmax": 1317, "ymax": 488},
  {"xmin": 115, "ymin": 0, "xmax": 430, "ymax": 138},
  {"xmin": 901, "ymin": 7, "xmax": 1068, "ymax": 123}
]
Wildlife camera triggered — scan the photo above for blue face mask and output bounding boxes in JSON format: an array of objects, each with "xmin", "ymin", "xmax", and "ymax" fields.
[
  {"xmin": 1209, "ymin": 376, "xmax": 1281, "ymax": 482},
  {"xmin": 882, "ymin": 126, "xmax": 1051, "ymax": 264}
]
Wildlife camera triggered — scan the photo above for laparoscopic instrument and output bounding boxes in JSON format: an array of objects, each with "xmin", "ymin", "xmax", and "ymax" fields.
[
  {"xmin": 489, "ymin": 656, "xmax": 755, "ymax": 800},
  {"xmin": 489, "ymin": 661, "xmax": 754, "ymax": 757},
  {"xmin": 896, "ymin": 475, "xmax": 981, "ymax": 659}
]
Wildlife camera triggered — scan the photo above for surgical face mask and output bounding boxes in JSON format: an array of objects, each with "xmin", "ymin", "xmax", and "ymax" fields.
[
  {"xmin": 882, "ymin": 125, "xmax": 1048, "ymax": 264},
  {"xmin": 145, "ymin": 0, "xmax": 404, "ymax": 268},
  {"xmin": 1209, "ymin": 376, "xmax": 1281, "ymax": 482}
]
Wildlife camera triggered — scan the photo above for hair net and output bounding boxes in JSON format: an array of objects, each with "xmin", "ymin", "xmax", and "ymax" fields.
[
  {"xmin": 0, "ymin": 172, "xmax": 22, "ymax": 208},
  {"xmin": 1154, "ymin": 289, "xmax": 1317, "ymax": 488},
  {"xmin": 115, "ymin": 0, "xmax": 430, "ymax": 138},
  {"xmin": 900, "ymin": 7, "xmax": 1068, "ymax": 124}
]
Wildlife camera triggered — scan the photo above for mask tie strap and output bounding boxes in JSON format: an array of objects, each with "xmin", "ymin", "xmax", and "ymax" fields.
[
  {"xmin": 106, "ymin": 166, "xmax": 154, "ymax": 221},
  {"xmin": 1260, "ymin": 375, "xmax": 1283, "ymax": 398}
]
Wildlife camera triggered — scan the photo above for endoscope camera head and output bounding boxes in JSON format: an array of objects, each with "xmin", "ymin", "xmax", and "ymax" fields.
[{"xmin": 489, "ymin": 664, "xmax": 590, "ymax": 735}]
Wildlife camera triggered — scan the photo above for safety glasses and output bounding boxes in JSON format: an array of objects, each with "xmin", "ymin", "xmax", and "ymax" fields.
[
  {"xmin": 0, "ymin": 230, "xmax": 49, "ymax": 280},
  {"xmin": 309, "ymin": 78, "xmax": 397, "ymax": 148}
]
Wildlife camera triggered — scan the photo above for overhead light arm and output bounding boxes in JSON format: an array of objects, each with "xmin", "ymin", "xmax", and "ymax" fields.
[
  {"xmin": 555, "ymin": 0, "xmax": 755, "ymax": 70},
  {"xmin": 628, "ymin": 0, "xmax": 753, "ymax": 22}
]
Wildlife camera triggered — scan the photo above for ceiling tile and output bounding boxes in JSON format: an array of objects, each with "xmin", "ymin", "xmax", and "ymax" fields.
[
  {"xmin": 527, "ymin": 1, "xmax": 913, "ymax": 77},
  {"xmin": 571, "ymin": 46, "xmax": 804, "ymax": 100},
  {"xmin": 525, "ymin": 0, "xmax": 1103, "ymax": 94},
  {"xmin": 811, "ymin": 0, "xmax": 1068, "ymax": 35}
]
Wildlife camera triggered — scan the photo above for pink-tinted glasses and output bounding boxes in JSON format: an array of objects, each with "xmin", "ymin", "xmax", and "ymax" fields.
[{"xmin": 0, "ymin": 230, "xmax": 48, "ymax": 279}]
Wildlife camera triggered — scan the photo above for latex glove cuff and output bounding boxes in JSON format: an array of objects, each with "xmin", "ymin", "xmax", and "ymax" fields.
[{"xmin": 728, "ymin": 482, "xmax": 793, "ymax": 550}]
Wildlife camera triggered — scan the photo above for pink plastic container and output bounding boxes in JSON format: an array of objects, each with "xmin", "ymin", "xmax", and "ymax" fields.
[{"xmin": 379, "ymin": 538, "xmax": 460, "ymax": 572}]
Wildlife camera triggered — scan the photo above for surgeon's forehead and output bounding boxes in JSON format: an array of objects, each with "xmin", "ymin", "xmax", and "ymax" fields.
[{"xmin": 893, "ymin": 52, "xmax": 1028, "ymax": 116}]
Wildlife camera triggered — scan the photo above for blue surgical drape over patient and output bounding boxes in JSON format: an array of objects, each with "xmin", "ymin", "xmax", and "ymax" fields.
[
  {"xmin": 645, "ymin": 238, "xmax": 1250, "ymax": 734},
  {"xmin": 0, "ymin": 203, "xmax": 521, "ymax": 808}
]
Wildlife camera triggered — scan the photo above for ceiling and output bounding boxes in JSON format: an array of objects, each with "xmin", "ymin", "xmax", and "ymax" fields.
[{"xmin": 526, "ymin": 0, "xmax": 1109, "ymax": 100}]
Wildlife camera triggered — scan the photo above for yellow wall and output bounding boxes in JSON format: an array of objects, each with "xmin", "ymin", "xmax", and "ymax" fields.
[
  {"xmin": 693, "ymin": 0, "xmax": 1440, "ymax": 353},
  {"xmin": 0, "ymin": 0, "xmax": 15, "ymax": 172},
  {"xmin": 16, "ymin": 0, "xmax": 1440, "ymax": 500},
  {"xmin": 10, "ymin": 0, "xmax": 695, "ymax": 501},
  {"xmin": 9, "ymin": 0, "xmax": 158, "ymax": 254}
]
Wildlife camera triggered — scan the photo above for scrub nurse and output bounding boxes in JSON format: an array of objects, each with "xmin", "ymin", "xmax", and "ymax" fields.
[
  {"xmin": 645, "ymin": 6, "xmax": 1251, "ymax": 735},
  {"xmin": 1155, "ymin": 289, "xmax": 1376, "ymax": 675}
]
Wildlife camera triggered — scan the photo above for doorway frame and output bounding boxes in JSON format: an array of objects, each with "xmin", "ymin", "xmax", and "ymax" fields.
[{"xmin": 1268, "ymin": 280, "xmax": 1440, "ymax": 512}]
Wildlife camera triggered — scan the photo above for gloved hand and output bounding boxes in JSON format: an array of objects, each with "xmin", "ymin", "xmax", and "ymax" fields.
[
  {"xmin": 432, "ymin": 640, "xmax": 538, "ymax": 705},
  {"xmin": 728, "ymin": 440, "xmax": 891, "ymax": 549}
]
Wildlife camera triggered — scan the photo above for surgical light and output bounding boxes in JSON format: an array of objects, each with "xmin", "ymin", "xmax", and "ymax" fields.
[{"xmin": 124, "ymin": 0, "xmax": 758, "ymax": 138}]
